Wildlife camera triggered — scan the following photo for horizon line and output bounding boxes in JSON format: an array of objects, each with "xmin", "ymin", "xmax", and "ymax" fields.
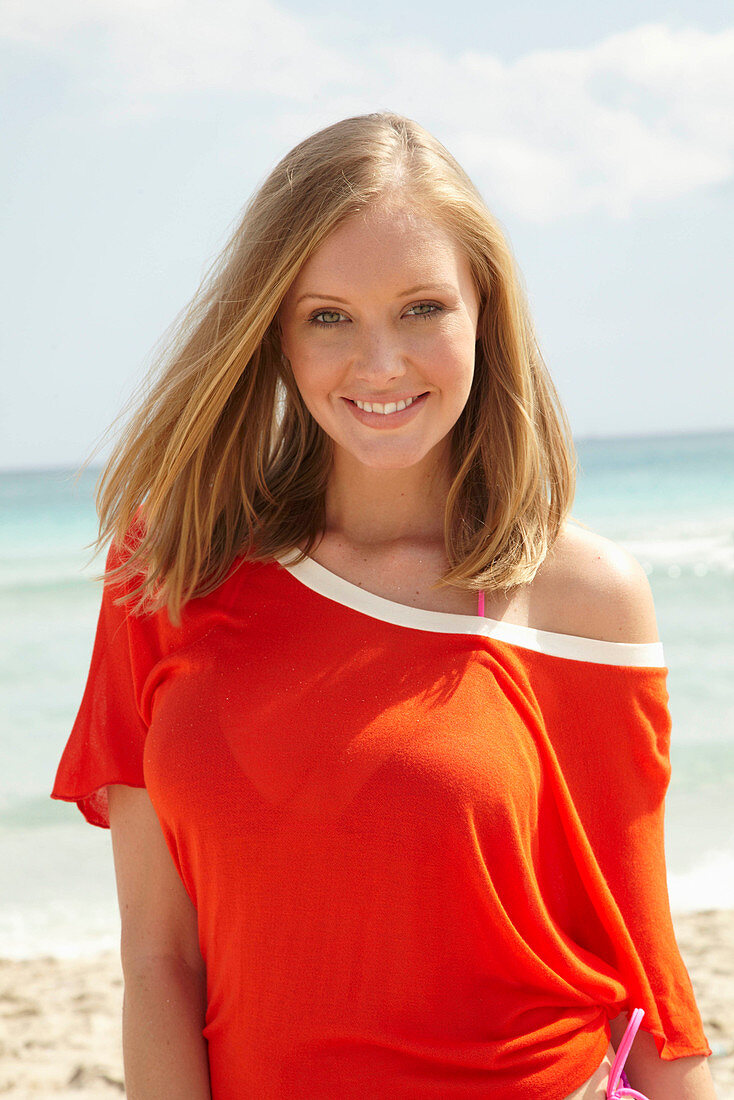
[{"xmin": 1, "ymin": 423, "xmax": 732, "ymax": 476}]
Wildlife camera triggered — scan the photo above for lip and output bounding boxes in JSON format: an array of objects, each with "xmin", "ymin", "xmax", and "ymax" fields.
[
  {"xmin": 344, "ymin": 393, "xmax": 428, "ymax": 404},
  {"xmin": 341, "ymin": 391, "xmax": 430, "ymax": 428}
]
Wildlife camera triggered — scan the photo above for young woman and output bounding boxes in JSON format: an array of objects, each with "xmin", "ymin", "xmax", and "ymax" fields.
[{"xmin": 52, "ymin": 112, "xmax": 715, "ymax": 1099}]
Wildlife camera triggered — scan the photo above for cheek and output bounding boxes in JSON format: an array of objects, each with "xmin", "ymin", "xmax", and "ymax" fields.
[
  {"xmin": 288, "ymin": 353, "xmax": 341, "ymax": 420},
  {"xmin": 428, "ymin": 335, "xmax": 476, "ymax": 395}
]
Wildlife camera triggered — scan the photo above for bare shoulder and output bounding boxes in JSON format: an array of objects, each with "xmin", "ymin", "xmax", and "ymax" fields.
[{"xmin": 530, "ymin": 519, "xmax": 660, "ymax": 644}]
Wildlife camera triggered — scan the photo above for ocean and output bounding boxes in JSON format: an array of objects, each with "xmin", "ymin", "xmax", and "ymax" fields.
[{"xmin": 1, "ymin": 430, "xmax": 733, "ymax": 959}]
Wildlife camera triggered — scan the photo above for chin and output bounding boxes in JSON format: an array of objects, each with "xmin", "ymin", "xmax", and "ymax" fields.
[{"xmin": 345, "ymin": 443, "xmax": 435, "ymax": 470}]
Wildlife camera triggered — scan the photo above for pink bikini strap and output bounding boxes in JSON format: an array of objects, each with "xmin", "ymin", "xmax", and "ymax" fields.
[
  {"xmin": 477, "ymin": 590, "xmax": 484, "ymax": 617},
  {"xmin": 607, "ymin": 1008, "xmax": 649, "ymax": 1100}
]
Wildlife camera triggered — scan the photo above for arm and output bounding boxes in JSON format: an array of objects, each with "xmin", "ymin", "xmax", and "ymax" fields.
[
  {"xmin": 592, "ymin": 549, "xmax": 717, "ymax": 1100},
  {"xmin": 108, "ymin": 783, "xmax": 212, "ymax": 1100},
  {"xmin": 545, "ymin": 524, "xmax": 716, "ymax": 1099},
  {"xmin": 610, "ymin": 1012, "xmax": 717, "ymax": 1099}
]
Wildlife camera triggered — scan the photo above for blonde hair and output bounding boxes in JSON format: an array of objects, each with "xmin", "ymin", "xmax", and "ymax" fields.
[{"xmin": 85, "ymin": 110, "xmax": 576, "ymax": 625}]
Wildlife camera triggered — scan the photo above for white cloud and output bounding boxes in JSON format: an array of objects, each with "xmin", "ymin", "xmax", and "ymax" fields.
[
  {"xmin": 2, "ymin": 0, "xmax": 359, "ymax": 107},
  {"xmin": 368, "ymin": 27, "xmax": 734, "ymax": 219},
  {"xmin": 4, "ymin": 1, "xmax": 734, "ymax": 220}
]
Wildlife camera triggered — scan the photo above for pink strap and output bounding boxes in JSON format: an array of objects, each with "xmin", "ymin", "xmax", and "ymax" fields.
[
  {"xmin": 607, "ymin": 1008, "xmax": 649, "ymax": 1099},
  {"xmin": 477, "ymin": 590, "xmax": 484, "ymax": 617}
]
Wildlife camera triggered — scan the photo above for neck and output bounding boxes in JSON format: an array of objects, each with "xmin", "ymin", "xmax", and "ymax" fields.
[{"xmin": 324, "ymin": 443, "xmax": 453, "ymax": 549}]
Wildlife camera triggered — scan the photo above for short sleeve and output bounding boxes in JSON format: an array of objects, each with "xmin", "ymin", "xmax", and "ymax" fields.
[
  {"xmin": 51, "ymin": 538, "xmax": 160, "ymax": 829},
  {"xmin": 530, "ymin": 656, "xmax": 712, "ymax": 1061}
]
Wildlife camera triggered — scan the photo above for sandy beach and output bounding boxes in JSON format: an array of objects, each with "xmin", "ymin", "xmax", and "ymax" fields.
[{"xmin": 1, "ymin": 909, "xmax": 732, "ymax": 1098}]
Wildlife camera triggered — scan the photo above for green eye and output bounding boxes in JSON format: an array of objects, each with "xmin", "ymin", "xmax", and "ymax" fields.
[
  {"xmin": 406, "ymin": 302, "xmax": 441, "ymax": 319},
  {"xmin": 309, "ymin": 310, "xmax": 343, "ymax": 327}
]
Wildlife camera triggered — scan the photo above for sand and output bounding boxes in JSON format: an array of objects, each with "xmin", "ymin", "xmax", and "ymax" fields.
[{"xmin": 1, "ymin": 910, "xmax": 732, "ymax": 1098}]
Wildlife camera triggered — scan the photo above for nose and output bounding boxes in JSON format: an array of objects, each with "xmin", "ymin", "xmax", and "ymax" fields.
[{"xmin": 352, "ymin": 327, "xmax": 407, "ymax": 385}]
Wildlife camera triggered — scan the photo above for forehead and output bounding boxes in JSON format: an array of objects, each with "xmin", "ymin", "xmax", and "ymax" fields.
[{"xmin": 289, "ymin": 201, "xmax": 471, "ymax": 297}]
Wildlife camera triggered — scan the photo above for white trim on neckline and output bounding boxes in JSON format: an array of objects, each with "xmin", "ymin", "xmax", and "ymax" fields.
[{"xmin": 275, "ymin": 555, "xmax": 666, "ymax": 668}]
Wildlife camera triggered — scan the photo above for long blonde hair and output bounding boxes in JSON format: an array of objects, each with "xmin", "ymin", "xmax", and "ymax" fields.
[{"xmin": 85, "ymin": 111, "xmax": 576, "ymax": 625}]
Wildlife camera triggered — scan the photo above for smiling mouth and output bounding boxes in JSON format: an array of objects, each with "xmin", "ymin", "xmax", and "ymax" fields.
[{"xmin": 347, "ymin": 393, "xmax": 428, "ymax": 415}]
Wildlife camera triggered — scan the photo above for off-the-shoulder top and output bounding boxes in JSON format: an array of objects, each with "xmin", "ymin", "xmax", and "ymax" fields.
[{"xmin": 51, "ymin": 538, "xmax": 710, "ymax": 1099}]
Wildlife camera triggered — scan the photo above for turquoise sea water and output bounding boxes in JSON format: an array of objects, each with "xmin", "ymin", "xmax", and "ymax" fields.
[{"xmin": 1, "ymin": 431, "xmax": 732, "ymax": 958}]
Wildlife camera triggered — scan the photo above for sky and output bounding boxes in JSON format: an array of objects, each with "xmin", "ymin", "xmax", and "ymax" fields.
[{"xmin": 2, "ymin": 0, "xmax": 733, "ymax": 470}]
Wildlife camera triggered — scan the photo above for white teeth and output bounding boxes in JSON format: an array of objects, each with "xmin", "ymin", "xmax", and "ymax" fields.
[{"xmin": 353, "ymin": 395, "xmax": 417, "ymax": 414}]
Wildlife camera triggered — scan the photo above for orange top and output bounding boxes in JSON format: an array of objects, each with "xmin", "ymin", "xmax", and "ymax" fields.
[{"xmin": 51, "ymin": 537, "xmax": 711, "ymax": 1098}]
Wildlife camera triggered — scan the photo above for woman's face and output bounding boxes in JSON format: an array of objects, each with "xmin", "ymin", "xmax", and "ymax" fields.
[{"xmin": 278, "ymin": 200, "xmax": 481, "ymax": 474}]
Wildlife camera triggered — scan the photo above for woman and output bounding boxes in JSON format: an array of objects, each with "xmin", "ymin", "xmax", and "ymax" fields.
[{"xmin": 52, "ymin": 112, "xmax": 715, "ymax": 1099}]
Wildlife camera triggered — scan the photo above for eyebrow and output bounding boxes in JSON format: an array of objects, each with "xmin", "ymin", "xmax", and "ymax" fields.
[{"xmin": 295, "ymin": 283, "xmax": 457, "ymax": 306}]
